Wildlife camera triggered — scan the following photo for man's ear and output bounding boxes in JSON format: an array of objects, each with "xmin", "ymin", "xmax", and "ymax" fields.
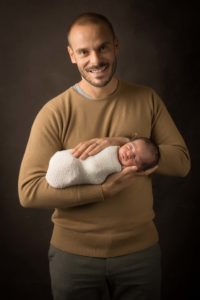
[{"xmin": 67, "ymin": 46, "xmax": 76, "ymax": 64}]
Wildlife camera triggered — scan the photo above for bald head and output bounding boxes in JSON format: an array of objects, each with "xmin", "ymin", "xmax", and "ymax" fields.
[{"xmin": 67, "ymin": 12, "xmax": 116, "ymax": 46}]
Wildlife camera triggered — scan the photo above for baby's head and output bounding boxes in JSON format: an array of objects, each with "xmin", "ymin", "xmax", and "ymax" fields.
[{"xmin": 118, "ymin": 137, "xmax": 160, "ymax": 171}]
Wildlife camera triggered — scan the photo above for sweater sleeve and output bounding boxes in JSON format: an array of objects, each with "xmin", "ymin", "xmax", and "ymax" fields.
[
  {"xmin": 151, "ymin": 90, "xmax": 191, "ymax": 176},
  {"xmin": 18, "ymin": 104, "xmax": 104, "ymax": 209}
]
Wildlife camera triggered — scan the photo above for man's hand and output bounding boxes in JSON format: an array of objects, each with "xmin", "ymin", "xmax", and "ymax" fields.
[
  {"xmin": 72, "ymin": 137, "xmax": 130, "ymax": 160},
  {"xmin": 101, "ymin": 165, "xmax": 158, "ymax": 198}
]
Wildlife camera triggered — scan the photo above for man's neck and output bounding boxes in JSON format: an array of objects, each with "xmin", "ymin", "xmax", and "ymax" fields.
[{"xmin": 78, "ymin": 77, "xmax": 119, "ymax": 99}]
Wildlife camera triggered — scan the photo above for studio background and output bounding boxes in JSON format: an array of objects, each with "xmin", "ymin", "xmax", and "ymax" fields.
[{"xmin": 0, "ymin": 0, "xmax": 199, "ymax": 299}]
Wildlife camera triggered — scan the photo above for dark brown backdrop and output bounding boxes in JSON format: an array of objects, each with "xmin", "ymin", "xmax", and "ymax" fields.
[{"xmin": 0, "ymin": 0, "xmax": 199, "ymax": 299}]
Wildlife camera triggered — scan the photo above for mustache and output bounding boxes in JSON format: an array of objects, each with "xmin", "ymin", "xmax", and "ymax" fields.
[{"xmin": 86, "ymin": 63, "xmax": 108, "ymax": 72}]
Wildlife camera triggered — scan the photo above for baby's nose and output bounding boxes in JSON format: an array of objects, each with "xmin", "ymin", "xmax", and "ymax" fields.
[{"xmin": 127, "ymin": 150, "xmax": 133, "ymax": 158}]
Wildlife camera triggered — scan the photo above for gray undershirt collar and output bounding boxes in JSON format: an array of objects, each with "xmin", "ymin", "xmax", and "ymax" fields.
[
  {"xmin": 73, "ymin": 80, "xmax": 119, "ymax": 100},
  {"xmin": 73, "ymin": 84, "xmax": 93, "ymax": 99}
]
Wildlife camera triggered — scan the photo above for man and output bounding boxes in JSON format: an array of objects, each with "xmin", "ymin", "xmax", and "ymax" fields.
[{"xmin": 18, "ymin": 12, "xmax": 191, "ymax": 300}]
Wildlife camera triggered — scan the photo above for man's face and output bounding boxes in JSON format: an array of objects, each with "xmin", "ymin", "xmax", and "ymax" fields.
[{"xmin": 67, "ymin": 22, "xmax": 118, "ymax": 88}]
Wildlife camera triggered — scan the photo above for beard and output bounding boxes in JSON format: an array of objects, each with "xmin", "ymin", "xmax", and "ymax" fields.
[{"xmin": 78, "ymin": 57, "xmax": 117, "ymax": 88}]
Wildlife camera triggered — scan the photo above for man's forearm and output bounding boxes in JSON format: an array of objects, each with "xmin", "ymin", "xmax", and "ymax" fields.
[
  {"xmin": 18, "ymin": 171, "xmax": 104, "ymax": 209},
  {"xmin": 156, "ymin": 144, "xmax": 191, "ymax": 177}
]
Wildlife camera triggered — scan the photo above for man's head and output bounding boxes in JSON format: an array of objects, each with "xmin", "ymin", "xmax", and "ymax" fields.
[
  {"xmin": 118, "ymin": 137, "xmax": 160, "ymax": 171},
  {"xmin": 67, "ymin": 13, "xmax": 116, "ymax": 45},
  {"xmin": 67, "ymin": 13, "xmax": 118, "ymax": 88}
]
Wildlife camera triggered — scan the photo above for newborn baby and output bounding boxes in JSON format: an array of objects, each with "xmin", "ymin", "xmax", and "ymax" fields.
[{"xmin": 46, "ymin": 137, "xmax": 160, "ymax": 188}]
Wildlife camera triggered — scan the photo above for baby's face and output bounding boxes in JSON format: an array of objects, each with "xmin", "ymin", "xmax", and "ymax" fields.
[{"xmin": 118, "ymin": 140, "xmax": 151, "ymax": 169}]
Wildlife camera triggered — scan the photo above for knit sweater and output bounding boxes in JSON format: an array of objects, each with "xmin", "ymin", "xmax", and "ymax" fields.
[
  {"xmin": 46, "ymin": 146, "xmax": 121, "ymax": 188},
  {"xmin": 18, "ymin": 80, "xmax": 191, "ymax": 257}
]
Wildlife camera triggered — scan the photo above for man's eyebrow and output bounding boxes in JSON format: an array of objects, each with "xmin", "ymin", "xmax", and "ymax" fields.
[
  {"xmin": 99, "ymin": 41, "xmax": 111, "ymax": 47},
  {"xmin": 97, "ymin": 41, "xmax": 113, "ymax": 50}
]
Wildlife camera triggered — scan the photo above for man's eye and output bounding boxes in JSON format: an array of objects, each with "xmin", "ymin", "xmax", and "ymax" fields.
[
  {"xmin": 79, "ymin": 50, "xmax": 88, "ymax": 56},
  {"xmin": 100, "ymin": 45, "xmax": 107, "ymax": 52}
]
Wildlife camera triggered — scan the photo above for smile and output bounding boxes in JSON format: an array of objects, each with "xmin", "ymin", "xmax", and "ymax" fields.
[{"xmin": 87, "ymin": 64, "xmax": 108, "ymax": 73}]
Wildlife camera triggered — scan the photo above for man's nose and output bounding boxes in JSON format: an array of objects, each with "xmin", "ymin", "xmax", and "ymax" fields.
[{"xmin": 90, "ymin": 51, "xmax": 101, "ymax": 65}]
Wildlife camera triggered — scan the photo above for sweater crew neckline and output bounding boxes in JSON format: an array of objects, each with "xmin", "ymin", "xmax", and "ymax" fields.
[{"xmin": 71, "ymin": 80, "xmax": 121, "ymax": 101}]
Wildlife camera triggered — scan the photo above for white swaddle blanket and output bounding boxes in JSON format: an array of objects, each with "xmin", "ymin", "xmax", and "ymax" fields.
[{"xmin": 46, "ymin": 146, "xmax": 122, "ymax": 188}]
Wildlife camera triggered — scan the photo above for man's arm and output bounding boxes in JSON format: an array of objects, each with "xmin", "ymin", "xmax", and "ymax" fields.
[
  {"xmin": 18, "ymin": 104, "xmax": 104, "ymax": 209},
  {"xmin": 150, "ymin": 90, "xmax": 191, "ymax": 177},
  {"xmin": 71, "ymin": 89, "xmax": 191, "ymax": 199}
]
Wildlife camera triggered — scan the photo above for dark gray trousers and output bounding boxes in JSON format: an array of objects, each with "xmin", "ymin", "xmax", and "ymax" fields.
[{"xmin": 48, "ymin": 243, "xmax": 161, "ymax": 300}]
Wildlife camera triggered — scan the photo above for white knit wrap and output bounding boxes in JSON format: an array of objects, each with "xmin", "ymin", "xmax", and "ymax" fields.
[{"xmin": 46, "ymin": 146, "xmax": 122, "ymax": 188}]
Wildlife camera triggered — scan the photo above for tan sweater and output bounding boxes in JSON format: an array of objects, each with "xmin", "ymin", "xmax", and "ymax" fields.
[{"xmin": 18, "ymin": 80, "xmax": 191, "ymax": 257}]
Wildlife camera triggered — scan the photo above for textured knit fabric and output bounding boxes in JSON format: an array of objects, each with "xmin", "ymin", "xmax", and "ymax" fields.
[
  {"xmin": 18, "ymin": 80, "xmax": 191, "ymax": 258},
  {"xmin": 46, "ymin": 146, "xmax": 121, "ymax": 188}
]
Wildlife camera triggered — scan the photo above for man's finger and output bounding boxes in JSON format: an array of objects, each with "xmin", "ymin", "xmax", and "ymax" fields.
[
  {"xmin": 116, "ymin": 166, "xmax": 138, "ymax": 180},
  {"xmin": 87, "ymin": 144, "xmax": 105, "ymax": 156},
  {"xmin": 72, "ymin": 140, "xmax": 96, "ymax": 157},
  {"xmin": 122, "ymin": 165, "xmax": 138, "ymax": 173},
  {"xmin": 79, "ymin": 139, "xmax": 111, "ymax": 159},
  {"xmin": 79, "ymin": 143, "xmax": 100, "ymax": 159},
  {"xmin": 136, "ymin": 165, "xmax": 158, "ymax": 176}
]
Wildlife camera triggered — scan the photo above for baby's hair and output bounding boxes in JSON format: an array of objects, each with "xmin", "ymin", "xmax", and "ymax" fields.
[{"xmin": 132, "ymin": 137, "xmax": 160, "ymax": 171}]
